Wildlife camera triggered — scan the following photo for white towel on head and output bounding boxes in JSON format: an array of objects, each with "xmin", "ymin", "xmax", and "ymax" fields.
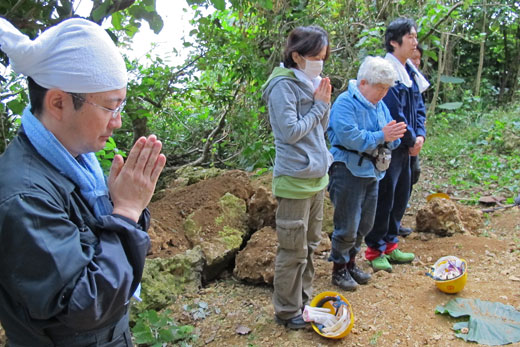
[
  {"xmin": 385, "ymin": 52, "xmax": 430, "ymax": 93},
  {"xmin": 0, "ymin": 17, "xmax": 127, "ymax": 93}
]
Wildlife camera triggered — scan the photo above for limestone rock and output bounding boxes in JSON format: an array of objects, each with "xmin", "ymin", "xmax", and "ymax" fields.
[
  {"xmin": 317, "ymin": 232, "xmax": 331, "ymax": 254},
  {"xmin": 322, "ymin": 195, "xmax": 334, "ymax": 236},
  {"xmin": 416, "ymin": 198, "xmax": 483, "ymax": 236},
  {"xmin": 136, "ymin": 246, "xmax": 205, "ymax": 312},
  {"xmin": 184, "ymin": 192, "xmax": 249, "ymax": 282},
  {"xmin": 457, "ymin": 203, "xmax": 484, "ymax": 233},
  {"xmin": 173, "ymin": 166, "xmax": 225, "ymax": 187},
  {"xmin": 147, "ymin": 219, "xmax": 190, "ymax": 256},
  {"xmin": 247, "ymin": 186, "xmax": 277, "ymax": 231},
  {"xmin": 233, "ymin": 227, "xmax": 277, "ymax": 284}
]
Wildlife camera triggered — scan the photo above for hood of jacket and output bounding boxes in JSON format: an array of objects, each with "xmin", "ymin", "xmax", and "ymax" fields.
[{"xmin": 261, "ymin": 66, "xmax": 299, "ymax": 102}]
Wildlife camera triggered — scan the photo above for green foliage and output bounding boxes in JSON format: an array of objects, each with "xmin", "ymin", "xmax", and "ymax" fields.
[
  {"xmin": 2, "ymin": 0, "xmax": 520, "ymax": 183},
  {"xmin": 95, "ymin": 137, "xmax": 126, "ymax": 173},
  {"xmin": 0, "ymin": 0, "xmax": 164, "ymax": 155},
  {"xmin": 422, "ymin": 102, "xmax": 520, "ymax": 197},
  {"xmin": 111, "ymin": 0, "xmax": 164, "ymax": 37},
  {"xmin": 132, "ymin": 309, "xmax": 197, "ymax": 347},
  {"xmin": 0, "ymin": 72, "xmax": 27, "ymax": 152}
]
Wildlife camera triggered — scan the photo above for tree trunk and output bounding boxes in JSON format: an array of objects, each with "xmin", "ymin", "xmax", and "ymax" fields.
[
  {"xmin": 474, "ymin": 0, "xmax": 486, "ymax": 97},
  {"xmin": 132, "ymin": 116, "xmax": 148, "ymax": 145},
  {"xmin": 428, "ymin": 33, "xmax": 449, "ymax": 118}
]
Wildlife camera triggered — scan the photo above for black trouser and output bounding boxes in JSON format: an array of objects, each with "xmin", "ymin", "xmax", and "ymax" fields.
[
  {"xmin": 365, "ymin": 147, "xmax": 411, "ymax": 253},
  {"xmin": 43, "ymin": 311, "xmax": 132, "ymax": 347}
]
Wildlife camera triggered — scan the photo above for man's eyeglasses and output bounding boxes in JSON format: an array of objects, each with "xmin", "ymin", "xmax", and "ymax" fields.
[{"xmin": 69, "ymin": 93, "xmax": 126, "ymax": 119}]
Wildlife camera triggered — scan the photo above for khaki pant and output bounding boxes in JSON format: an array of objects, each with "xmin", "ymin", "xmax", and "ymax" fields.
[{"xmin": 273, "ymin": 190, "xmax": 324, "ymax": 319}]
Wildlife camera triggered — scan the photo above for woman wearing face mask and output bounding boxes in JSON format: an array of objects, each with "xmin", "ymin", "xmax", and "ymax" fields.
[{"xmin": 261, "ymin": 25, "xmax": 332, "ymax": 330}]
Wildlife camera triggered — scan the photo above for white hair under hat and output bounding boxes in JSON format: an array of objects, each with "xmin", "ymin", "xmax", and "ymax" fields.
[{"xmin": 0, "ymin": 17, "xmax": 127, "ymax": 93}]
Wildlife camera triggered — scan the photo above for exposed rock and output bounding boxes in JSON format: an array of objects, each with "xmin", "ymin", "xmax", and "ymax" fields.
[
  {"xmin": 233, "ymin": 227, "xmax": 331, "ymax": 285},
  {"xmin": 184, "ymin": 192, "xmax": 249, "ymax": 282},
  {"xmin": 317, "ymin": 232, "xmax": 331, "ymax": 254},
  {"xmin": 233, "ymin": 226, "xmax": 277, "ymax": 284},
  {"xmin": 247, "ymin": 186, "xmax": 277, "ymax": 230},
  {"xmin": 148, "ymin": 170, "xmax": 254, "ymax": 258},
  {"xmin": 457, "ymin": 203, "xmax": 484, "ymax": 233},
  {"xmin": 173, "ymin": 166, "xmax": 225, "ymax": 187},
  {"xmin": 416, "ymin": 198, "xmax": 482, "ymax": 236},
  {"xmin": 137, "ymin": 246, "xmax": 205, "ymax": 312},
  {"xmin": 147, "ymin": 219, "xmax": 190, "ymax": 256},
  {"xmin": 322, "ymin": 195, "xmax": 334, "ymax": 235}
]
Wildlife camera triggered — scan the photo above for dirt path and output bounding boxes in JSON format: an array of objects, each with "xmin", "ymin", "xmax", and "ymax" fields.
[{"xmin": 169, "ymin": 207, "xmax": 520, "ymax": 346}]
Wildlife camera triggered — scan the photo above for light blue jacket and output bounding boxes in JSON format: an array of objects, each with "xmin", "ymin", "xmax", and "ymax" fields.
[{"xmin": 328, "ymin": 80, "xmax": 400, "ymax": 180}]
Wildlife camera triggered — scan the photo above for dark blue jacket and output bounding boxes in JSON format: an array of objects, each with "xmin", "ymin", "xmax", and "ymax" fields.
[
  {"xmin": 0, "ymin": 129, "xmax": 150, "ymax": 346},
  {"xmin": 382, "ymin": 64, "xmax": 427, "ymax": 148}
]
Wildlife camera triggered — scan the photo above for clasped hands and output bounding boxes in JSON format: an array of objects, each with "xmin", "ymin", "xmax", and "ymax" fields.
[{"xmin": 108, "ymin": 135, "xmax": 166, "ymax": 222}]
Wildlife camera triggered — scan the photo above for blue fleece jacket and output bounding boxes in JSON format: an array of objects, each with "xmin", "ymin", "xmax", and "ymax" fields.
[{"xmin": 328, "ymin": 80, "xmax": 400, "ymax": 180}]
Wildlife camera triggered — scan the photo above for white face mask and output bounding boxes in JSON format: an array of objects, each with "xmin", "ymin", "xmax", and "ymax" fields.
[{"xmin": 301, "ymin": 57, "xmax": 323, "ymax": 79}]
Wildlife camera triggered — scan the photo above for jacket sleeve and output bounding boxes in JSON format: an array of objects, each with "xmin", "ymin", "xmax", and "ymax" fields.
[
  {"xmin": 415, "ymin": 93, "xmax": 427, "ymax": 139},
  {"xmin": 330, "ymin": 96, "xmax": 385, "ymax": 153},
  {"xmin": 0, "ymin": 192, "xmax": 150, "ymax": 331},
  {"xmin": 320, "ymin": 107, "xmax": 330, "ymax": 133},
  {"xmin": 383, "ymin": 84, "xmax": 416, "ymax": 147},
  {"xmin": 268, "ymin": 79, "xmax": 329, "ymax": 145},
  {"xmin": 382, "ymin": 103, "xmax": 401, "ymax": 150}
]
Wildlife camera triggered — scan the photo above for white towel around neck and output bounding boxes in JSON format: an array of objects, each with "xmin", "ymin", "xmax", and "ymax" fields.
[{"xmin": 385, "ymin": 52, "xmax": 430, "ymax": 93}]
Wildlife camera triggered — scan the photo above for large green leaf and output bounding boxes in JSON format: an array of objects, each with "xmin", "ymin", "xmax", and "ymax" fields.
[
  {"xmin": 440, "ymin": 75, "xmax": 465, "ymax": 84},
  {"xmin": 438, "ymin": 102, "xmax": 463, "ymax": 110},
  {"xmin": 436, "ymin": 298, "xmax": 520, "ymax": 345},
  {"xmin": 211, "ymin": 0, "xmax": 226, "ymax": 10}
]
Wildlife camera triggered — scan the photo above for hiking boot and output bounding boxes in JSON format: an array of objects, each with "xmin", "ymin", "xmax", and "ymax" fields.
[
  {"xmin": 386, "ymin": 249, "xmax": 415, "ymax": 264},
  {"xmin": 398, "ymin": 226, "xmax": 413, "ymax": 237},
  {"xmin": 275, "ymin": 314, "xmax": 308, "ymax": 330},
  {"xmin": 332, "ymin": 268, "xmax": 358, "ymax": 291},
  {"xmin": 347, "ymin": 263, "xmax": 371, "ymax": 284},
  {"xmin": 370, "ymin": 255, "xmax": 393, "ymax": 273}
]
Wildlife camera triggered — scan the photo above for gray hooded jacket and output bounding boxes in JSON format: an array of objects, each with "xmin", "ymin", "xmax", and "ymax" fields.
[{"xmin": 262, "ymin": 67, "xmax": 332, "ymax": 178}]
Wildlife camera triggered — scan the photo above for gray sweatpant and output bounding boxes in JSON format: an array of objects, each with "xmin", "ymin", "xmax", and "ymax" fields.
[{"xmin": 272, "ymin": 190, "xmax": 324, "ymax": 320}]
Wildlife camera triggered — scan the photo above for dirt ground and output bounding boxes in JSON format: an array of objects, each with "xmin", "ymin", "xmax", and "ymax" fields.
[
  {"xmin": 1, "ymin": 165, "xmax": 519, "ymax": 346},
  {"xmin": 164, "ymin": 166, "xmax": 520, "ymax": 347},
  {"xmin": 171, "ymin": 211, "xmax": 520, "ymax": 347}
]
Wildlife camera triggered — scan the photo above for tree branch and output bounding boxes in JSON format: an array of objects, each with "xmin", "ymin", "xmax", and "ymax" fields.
[
  {"xmin": 181, "ymin": 80, "xmax": 243, "ymax": 168},
  {"xmin": 421, "ymin": 2, "xmax": 464, "ymax": 42}
]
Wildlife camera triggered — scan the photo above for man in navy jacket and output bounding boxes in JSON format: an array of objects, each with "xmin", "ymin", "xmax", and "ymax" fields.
[{"xmin": 364, "ymin": 18, "xmax": 427, "ymax": 272}]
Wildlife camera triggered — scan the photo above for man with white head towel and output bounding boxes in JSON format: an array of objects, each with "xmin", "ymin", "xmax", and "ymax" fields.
[{"xmin": 0, "ymin": 17, "xmax": 166, "ymax": 346}]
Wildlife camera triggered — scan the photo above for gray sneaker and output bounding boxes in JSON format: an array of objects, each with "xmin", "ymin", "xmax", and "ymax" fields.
[{"xmin": 332, "ymin": 268, "xmax": 358, "ymax": 291}]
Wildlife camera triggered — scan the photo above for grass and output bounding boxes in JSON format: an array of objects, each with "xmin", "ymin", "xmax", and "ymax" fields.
[{"xmin": 421, "ymin": 102, "xmax": 520, "ymax": 201}]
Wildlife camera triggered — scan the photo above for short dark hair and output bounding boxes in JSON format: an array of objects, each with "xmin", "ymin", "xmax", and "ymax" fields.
[
  {"xmin": 28, "ymin": 77, "xmax": 47, "ymax": 115},
  {"xmin": 28, "ymin": 77, "xmax": 84, "ymax": 116},
  {"xmin": 283, "ymin": 26, "xmax": 330, "ymax": 68},
  {"xmin": 385, "ymin": 18, "xmax": 417, "ymax": 53}
]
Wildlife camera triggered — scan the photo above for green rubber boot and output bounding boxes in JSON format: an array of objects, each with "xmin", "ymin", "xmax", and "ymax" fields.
[
  {"xmin": 370, "ymin": 255, "xmax": 393, "ymax": 273},
  {"xmin": 386, "ymin": 249, "xmax": 415, "ymax": 264}
]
